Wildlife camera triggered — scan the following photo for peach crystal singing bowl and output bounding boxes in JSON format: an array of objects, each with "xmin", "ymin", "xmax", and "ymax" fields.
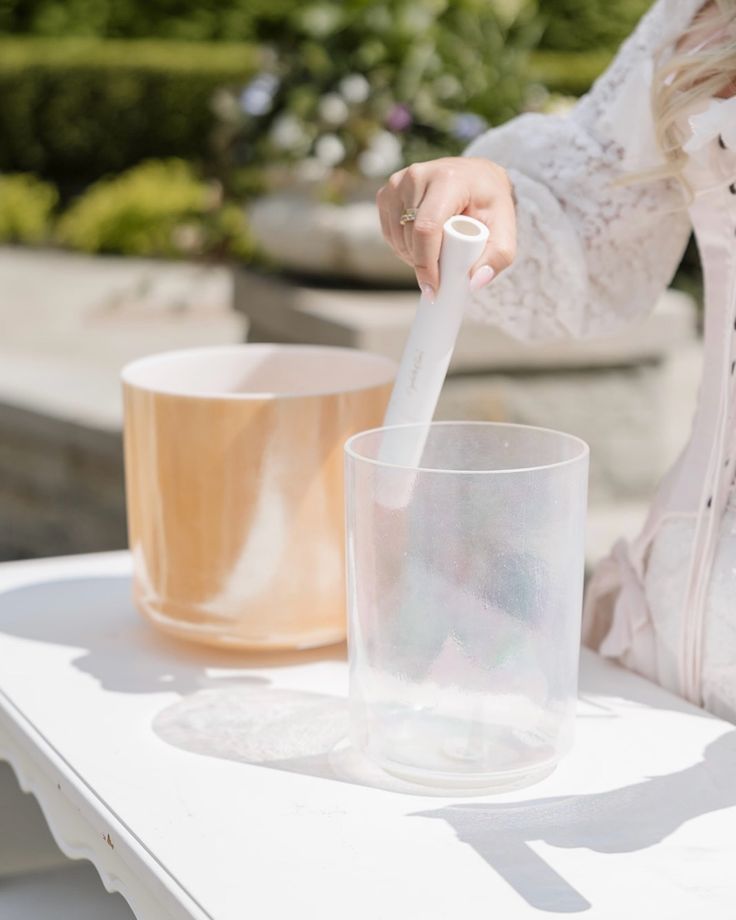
[{"xmin": 122, "ymin": 344, "xmax": 396, "ymax": 650}]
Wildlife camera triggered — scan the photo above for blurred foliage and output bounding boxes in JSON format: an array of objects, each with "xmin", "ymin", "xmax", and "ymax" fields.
[
  {"xmin": 217, "ymin": 0, "xmax": 542, "ymax": 188},
  {"xmin": 538, "ymin": 0, "xmax": 651, "ymax": 52},
  {"xmin": 0, "ymin": 0, "xmax": 653, "ymax": 53},
  {"xmin": 55, "ymin": 159, "xmax": 254, "ymax": 259},
  {"xmin": 0, "ymin": 0, "xmax": 666, "ymax": 268},
  {"xmin": 0, "ymin": 0, "xmax": 297, "ymax": 41},
  {"xmin": 0, "ymin": 38, "xmax": 260, "ymax": 183},
  {"xmin": 0, "ymin": 173, "xmax": 58, "ymax": 243},
  {"xmin": 528, "ymin": 49, "xmax": 612, "ymax": 96},
  {"xmin": 0, "ymin": 2, "xmax": 632, "ymax": 188}
]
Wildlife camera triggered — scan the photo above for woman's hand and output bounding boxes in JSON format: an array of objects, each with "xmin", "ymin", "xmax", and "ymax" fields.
[{"xmin": 376, "ymin": 156, "xmax": 516, "ymax": 302}]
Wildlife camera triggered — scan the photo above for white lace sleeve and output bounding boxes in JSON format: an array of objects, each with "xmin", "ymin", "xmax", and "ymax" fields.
[{"xmin": 463, "ymin": 0, "xmax": 703, "ymax": 341}]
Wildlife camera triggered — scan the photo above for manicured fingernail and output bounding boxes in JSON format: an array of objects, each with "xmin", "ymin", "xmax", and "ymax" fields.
[
  {"xmin": 419, "ymin": 282, "xmax": 435, "ymax": 303},
  {"xmin": 469, "ymin": 265, "xmax": 495, "ymax": 292}
]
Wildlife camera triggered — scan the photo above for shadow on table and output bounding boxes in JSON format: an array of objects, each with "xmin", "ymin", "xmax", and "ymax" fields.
[
  {"xmin": 412, "ymin": 729, "xmax": 736, "ymax": 912},
  {"xmin": 3, "ymin": 574, "xmax": 736, "ymax": 913},
  {"xmin": 154, "ymin": 679, "xmax": 736, "ymax": 913},
  {"xmin": 0, "ymin": 574, "xmax": 346, "ymax": 697},
  {"xmin": 150, "ymin": 681, "xmax": 736, "ymax": 912}
]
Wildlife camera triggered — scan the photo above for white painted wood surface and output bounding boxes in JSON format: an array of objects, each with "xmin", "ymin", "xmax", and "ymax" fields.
[
  {"xmin": 0, "ymin": 759, "xmax": 135, "ymax": 917},
  {"xmin": 0, "ymin": 551, "xmax": 735, "ymax": 919}
]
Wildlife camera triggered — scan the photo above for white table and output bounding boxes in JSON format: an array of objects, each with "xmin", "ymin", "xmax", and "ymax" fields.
[{"xmin": 0, "ymin": 551, "xmax": 735, "ymax": 919}]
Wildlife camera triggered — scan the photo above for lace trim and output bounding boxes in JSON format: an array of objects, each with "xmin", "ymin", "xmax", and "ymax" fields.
[{"xmin": 463, "ymin": 0, "xmax": 703, "ymax": 342}]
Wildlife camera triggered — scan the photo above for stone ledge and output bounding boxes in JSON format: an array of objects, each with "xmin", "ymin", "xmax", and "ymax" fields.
[
  {"xmin": 0, "ymin": 402, "xmax": 125, "ymax": 560},
  {"xmin": 0, "ymin": 247, "xmax": 243, "ymax": 560},
  {"xmin": 234, "ymin": 267, "xmax": 696, "ymax": 371},
  {"xmin": 0, "ymin": 245, "xmax": 701, "ymax": 561},
  {"xmin": 0, "ymin": 247, "xmax": 245, "ymax": 431},
  {"xmin": 439, "ymin": 363, "xmax": 668, "ymax": 503}
]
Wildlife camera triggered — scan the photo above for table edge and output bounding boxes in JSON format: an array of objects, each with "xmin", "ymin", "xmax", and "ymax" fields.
[{"xmin": 0, "ymin": 688, "xmax": 211, "ymax": 920}]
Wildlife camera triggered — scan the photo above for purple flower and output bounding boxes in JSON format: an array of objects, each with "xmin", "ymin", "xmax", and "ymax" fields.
[
  {"xmin": 239, "ymin": 73, "xmax": 280, "ymax": 117},
  {"xmin": 385, "ymin": 103, "xmax": 413, "ymax": 133},
  {"xmin": 452, "ymin": 112, "xmax": 487, "ymax": 141}
]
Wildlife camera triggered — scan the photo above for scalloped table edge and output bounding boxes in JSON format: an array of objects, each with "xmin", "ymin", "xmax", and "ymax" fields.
[{"xmin": 0, "ymin": 689, "xmax": 211, "ymax": 920}]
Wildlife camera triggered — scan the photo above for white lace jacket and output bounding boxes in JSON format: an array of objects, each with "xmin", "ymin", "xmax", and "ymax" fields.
[
  {"xmin": 464, "ymin": 0, "xmax": 704, "ymax": 341},
  {"xmin": 465, "ymin": 0, "xmax": 736, "ymax": 720}
]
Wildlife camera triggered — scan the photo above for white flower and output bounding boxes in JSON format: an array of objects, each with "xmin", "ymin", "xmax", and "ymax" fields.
[
  {"xmin": 211, "ymin": 88, "xmax": 240, "ymax": 122},
  {"xmin": 358, "ymin": 150, "xmax": 385, "ymax": 178},
  {"xmin": 339, "ymin": 73, "xmax": 370, "ymax": 104},
  {"xmin": 372, "ymin": 130, "xmax": 403, "ymax": 164},
  {"xmin": 318, "ymin": 92, "xmax": 350, "ymax": 126},
  {"xmin": 314, "ymin": 133, "xmax": 346, "ymax": 166},
  {"xmin": 358, "ymin": 131, "xmax": 403, "ymax": 177},
  {"xmin": 270, "ymin": 114, "xmax": 308, "ymax": 151},
  {"xmin": 300, "ymin": 5, "xmax": 341, "ymax": 37},
  {"xmin": 239, "ymin": 73, "xmax": 280, "ymax": 116},
  {"xmin": 296, "ymin": 157, "xmax": 330, "ymax": 182}
]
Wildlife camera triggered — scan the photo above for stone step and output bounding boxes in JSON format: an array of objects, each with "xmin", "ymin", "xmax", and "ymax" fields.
[
  {"xmin": 234, "ymin": 267, "xmax": 696, "ymax": 371},
  {"xmin": 0, "ymin": 246, "xmax": 243, "ymax": 560},
  {"xmin": 0, "ymin": 246, "xmax": 700, "ymax": 561}
]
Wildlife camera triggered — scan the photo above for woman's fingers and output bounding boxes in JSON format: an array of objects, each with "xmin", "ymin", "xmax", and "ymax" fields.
[
  {"xmin": 378, "ymin": 203, "xmax": 412, "ymax": 265},
  {"xmin": 469, "ymin": 263, "xmax": 496, "ymax": 291},
  {"xmin": 378, "ymin": 157, "xmax": 517, "ymax": 293},
  {"xmin": 377, "ymin": 169, "xmax": 412, "ymax": 264},
  {"xmin": 410, "ymin": 181, "xmax": 465, "ymax": 299},
  {"xmin": 468, "ymin": 196, "xmax": 517, "ymax": 292},
  {"xmin": 399, "ymin": 165, "xmax": 428, "ymax": 259},
  {"xmin": 378, "ymin": 164, "xmax": 433, "ymax": 270}
]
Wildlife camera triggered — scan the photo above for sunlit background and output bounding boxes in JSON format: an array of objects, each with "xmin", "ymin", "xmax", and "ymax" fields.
[{"xmin": 0, "ymin": 0, "xmax": 702, "ymax": 567}]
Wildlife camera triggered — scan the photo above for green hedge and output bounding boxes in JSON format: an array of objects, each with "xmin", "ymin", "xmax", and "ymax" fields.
[
  {"xmin": 0, "ymin": 36, "xmax": 611, "ymax": 187},
  {"xmin": 0, "ymin": 173, "xmax": 57, "ymax": 243},
  {"xmin": 527, "ymin": 49, "xmax": 612, "ymax": 97},
  {"xmin": 56, "ymin": 159, "xmax": 254, "ymax": 259},
  {"xmin": 0, "ymin": 160, "xmax": 256, "ymax": 259},
  {"xmin": 0, "ymin": 38, "xmax": 260, "ymax": 182},
  {"xmin": 0, "ymin": 0, "xmax": 296, "ymax": 42},
  {"xmin": 538, "ymin": 0, "xmax": 652, "ymax": 52},
  {"xmin": 2, "ymin": 0, "xmax": 653, "ymax": 53}
]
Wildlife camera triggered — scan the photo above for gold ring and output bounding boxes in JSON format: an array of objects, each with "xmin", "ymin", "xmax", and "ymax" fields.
[{"xmin": 399, "ymin": 208, "xmax": 418, "ymax": 226}]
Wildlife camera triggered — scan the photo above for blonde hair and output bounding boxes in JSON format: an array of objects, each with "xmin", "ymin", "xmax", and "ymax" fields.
[{"xmin": 652, "ymin": 0, "xmax": 736, "ymax": 178}]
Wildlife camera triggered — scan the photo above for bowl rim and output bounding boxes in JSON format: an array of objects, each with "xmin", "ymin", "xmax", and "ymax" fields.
[
  {"xmin": 121, "ymin": 343, "xmax": 398, "ymax": 401},
  {"xmin": 344, "ymin": 420, "xmax": 590, "ymax": 475}
]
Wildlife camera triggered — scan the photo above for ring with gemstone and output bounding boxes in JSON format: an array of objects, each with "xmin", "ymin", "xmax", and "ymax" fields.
[{"xmin": 399, "ymin": 208, "xmax": 418, "ymax": 226}]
